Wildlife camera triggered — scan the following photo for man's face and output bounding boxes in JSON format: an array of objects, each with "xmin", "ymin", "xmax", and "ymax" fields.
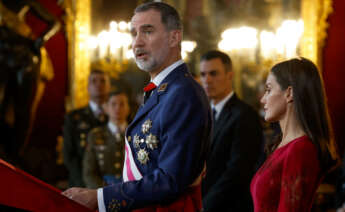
[
  {"xmin": 88, "ymin": 72, "xmax": 110, "ymax": 100},
  {"xmin": 105, "ymin": 93, "xmax": 130, "ymax": 123},
  {"xmin": 200, "ymin": 58, "xmax": 233, "ymax": 103},
  {"xmin": 130, "ymin": 9, "xmax": 171, "ymax": 74}
]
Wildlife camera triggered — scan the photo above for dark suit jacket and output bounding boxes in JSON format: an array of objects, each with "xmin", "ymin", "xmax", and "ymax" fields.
[
  {"xmin": 102, "ymin": 63, "xmax": 212, "ymax": 211},
  {"xmin": 202, "ymin": 94, "xmax": 264, "ymax": 212},
  {"xmin": 63, "ymin": 105, "xmax": 107, "ymax": 187}
]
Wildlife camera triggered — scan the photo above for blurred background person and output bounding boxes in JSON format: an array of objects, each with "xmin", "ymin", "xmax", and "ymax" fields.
[
  {"xmin": 83, "ymin": 90, "xmax": 130, "ymax": 188},
  {"xmin": 63, "ymin": 69, "xmax": 110, "ymax": 187}
]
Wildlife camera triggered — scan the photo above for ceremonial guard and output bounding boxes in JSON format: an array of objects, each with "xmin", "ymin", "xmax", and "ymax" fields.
[
  {"xmin": 63, "ymin": 69, "xmax": 110, "ymax": 187},
  {"xmin": 83, "ymin": 91, "xmax": 130, "ymax": 188}
]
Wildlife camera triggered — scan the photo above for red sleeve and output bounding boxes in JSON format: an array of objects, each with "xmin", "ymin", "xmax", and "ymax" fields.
[{"xmin": 278, "ymin": 140, "xmax": 321, "ymax": 212}]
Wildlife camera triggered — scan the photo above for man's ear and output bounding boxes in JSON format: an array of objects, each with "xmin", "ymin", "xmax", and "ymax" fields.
[
  {"xmin": 226, "ymin": 71, "xmax": 234, "ymax": 82},
  {"xmin": 169, "ymin": 30, "xmax": 182, "ymax": 47},
  {"xmin": 285, "ymin": 86, "xmax": 293, "ymax": 103}
]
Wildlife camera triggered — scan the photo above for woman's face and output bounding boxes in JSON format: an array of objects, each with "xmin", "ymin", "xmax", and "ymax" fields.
[{"xmin": 260, "ymin": 73, "xmax": 288, "ymax": 122}]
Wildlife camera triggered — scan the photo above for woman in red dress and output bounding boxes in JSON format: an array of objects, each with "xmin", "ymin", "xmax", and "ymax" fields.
[{"xmin": 250, "ymin": 57, "xmax": 339, "ymax": 212}]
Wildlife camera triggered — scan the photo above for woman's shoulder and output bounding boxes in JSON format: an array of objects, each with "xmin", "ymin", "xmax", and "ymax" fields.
[
  {"xmin": 284, "ymin": 136, "xmax": 319, "ymax": 165},
  {"xmin": 286, "ymin": 136, "xmax": 316, "ymax": 153}
]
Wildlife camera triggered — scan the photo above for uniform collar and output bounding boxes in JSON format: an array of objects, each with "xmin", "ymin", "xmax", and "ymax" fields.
[
  {"xmin": 151, "ymin": 60, "xmax": 184, "ymax": 86},
  {"xmin": 108, "ymin": 122, "xmax": 127, "ymax": 135},
  {"xmin": 89, "ymin": 101, "xmax": 102, "ymax": 114}
]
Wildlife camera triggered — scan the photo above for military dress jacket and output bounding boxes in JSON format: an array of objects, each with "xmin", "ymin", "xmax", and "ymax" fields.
[
  {"xmin": 101, "ymin": 63, "xmax": 212, "ymax": 212},
  {"xmin": 63, "ymin": 105, "xmax": 108, "ymax": 187},
  {"xmin": 83, "ymin": 125, "xmax": 125, "ymax": 189}
]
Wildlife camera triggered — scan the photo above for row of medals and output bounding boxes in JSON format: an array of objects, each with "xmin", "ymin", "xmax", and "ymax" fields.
[{"xmin": 130, "ymin": 119, "xmax": 159, "ymax": 165}]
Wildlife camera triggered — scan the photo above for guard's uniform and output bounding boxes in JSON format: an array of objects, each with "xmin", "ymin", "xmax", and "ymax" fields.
[
  {"xmin": 63, "ymin": 105, "xmax": 107, "ymax": 187},
  {"xmin": 98, "ymin": 62, "xmax": 212, "ymax": 212},
  {"xmin": 83, "ymin": 124, "xmax": 125, "ymax": 188}
]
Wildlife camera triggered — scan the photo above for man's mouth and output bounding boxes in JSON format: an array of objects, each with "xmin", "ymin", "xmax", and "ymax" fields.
[{"xmin": 135, "ymin": 50, "xmax": 148, "ymax": 60}]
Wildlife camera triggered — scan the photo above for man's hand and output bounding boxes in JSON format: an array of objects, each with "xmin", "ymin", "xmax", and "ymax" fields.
[{"xmin": 62, "ymin": 187, "xmax": 98, "ymax": 210}]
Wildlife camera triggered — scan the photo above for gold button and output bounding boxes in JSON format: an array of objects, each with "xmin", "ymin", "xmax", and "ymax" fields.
[
  {"xmin": 80, "ymin": 133, "xmax": 86, "ymax": 139},
  {"xmin": 114, "ymin": 163, "xmax": 121, "ymax": 169},
  {"xmin": 80, "ymin": 140, "xmax": 86, "ymax": 147},
  {"xmin": 127, "ymin": 136, "xmax": 131, "ymax": 142},
  {"xmin": 98, "ymin": 153, "xmax": 104, "ymax": 159},
  {"xmin": 115, "ymin": 152, "xmax": 121, "ymax": 157}
]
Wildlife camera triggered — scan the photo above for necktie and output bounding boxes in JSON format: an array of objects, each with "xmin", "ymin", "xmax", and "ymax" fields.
[
  {"xmin": 143, "ymin": 82, "xmax": 157, "ymax": 104},
  {"xmin": 212, "ymin": 108, "xmax": 217, "ymax": 121}
]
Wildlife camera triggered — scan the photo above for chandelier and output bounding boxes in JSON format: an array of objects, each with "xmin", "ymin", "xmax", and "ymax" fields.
[{"xmin": 87, "ymin": 21, "xmax": 133, "ymax": 77}]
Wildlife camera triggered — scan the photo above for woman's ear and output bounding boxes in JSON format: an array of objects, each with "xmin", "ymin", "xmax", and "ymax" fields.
[{"xmin": 285, "ymin": 86, "xmax": 293, "ymax": 103}]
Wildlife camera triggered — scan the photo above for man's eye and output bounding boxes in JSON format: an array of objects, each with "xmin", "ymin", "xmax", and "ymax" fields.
[{"xmin": 144, "ymin": 30, "xmax": 152, "ymax": 35}]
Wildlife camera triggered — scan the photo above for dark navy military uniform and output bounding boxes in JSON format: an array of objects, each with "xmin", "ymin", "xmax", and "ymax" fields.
[
  {"xmin": 63, "ymin": 105, "xmax": 107, "ymax": 187},
  {"xmin": 99, "ymin": 63, "xmax": 212, "ymax": 212}
]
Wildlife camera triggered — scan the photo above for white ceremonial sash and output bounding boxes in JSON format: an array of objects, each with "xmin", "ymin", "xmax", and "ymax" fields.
[{"xmin": 123, "ymin": 137, "xmax": 143, "ymax": 182}]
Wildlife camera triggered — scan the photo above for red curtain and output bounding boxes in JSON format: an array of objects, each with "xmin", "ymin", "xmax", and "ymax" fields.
[{"xmin": 322, "ymin": 0, "xmax": 345, "ymax": 155}]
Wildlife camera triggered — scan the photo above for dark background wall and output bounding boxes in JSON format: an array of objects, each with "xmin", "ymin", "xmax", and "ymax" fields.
[{"xmin": 24, "ymin": 0, "xmax": 67, "ymax": 185}]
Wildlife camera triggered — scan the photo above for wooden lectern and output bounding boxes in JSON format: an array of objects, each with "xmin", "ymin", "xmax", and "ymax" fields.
[{"xmin": 0, "ymin": 159, "xmax": 95, "ymax": 212}]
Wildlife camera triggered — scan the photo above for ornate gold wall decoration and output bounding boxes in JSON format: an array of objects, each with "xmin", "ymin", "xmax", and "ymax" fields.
[
  {"xmin": 64, "ymin": 0, "xmax": 91, "ymax": 111},
  {"xmin": 301, "ymin": 0, "xmax": 333, "ymax": 70}
]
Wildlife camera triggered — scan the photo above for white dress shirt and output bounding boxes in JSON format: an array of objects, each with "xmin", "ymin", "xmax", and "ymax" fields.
[{"xmin": 211, "ymin": 91, "xmax": 234, "ymax": 121}]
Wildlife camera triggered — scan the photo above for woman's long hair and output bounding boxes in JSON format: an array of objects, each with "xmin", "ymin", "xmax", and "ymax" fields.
[{"xmin": 265, "ymin": 57, "xmax": 340, "ymax": 172}]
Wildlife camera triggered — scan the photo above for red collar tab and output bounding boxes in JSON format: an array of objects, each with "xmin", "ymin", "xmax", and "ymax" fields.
[{"xmin": 143, "ymin": 82, "xmax": 157, "ymax": 92}]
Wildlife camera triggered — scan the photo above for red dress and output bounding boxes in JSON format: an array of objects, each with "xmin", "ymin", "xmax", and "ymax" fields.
[{"xmin": 250, "ymin": 136, "xmax": 321, "ymax": 212}]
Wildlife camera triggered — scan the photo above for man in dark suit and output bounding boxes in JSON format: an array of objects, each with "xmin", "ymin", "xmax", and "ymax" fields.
[
  {"xmin": 62, "ymin": 2, "xmax": 212, "ymax": 212},
  {"xmin": 63, "ymin": 69, "xmax": 110, "ymax": 187},
  {"xmin": 200, "ymin": 50, "xmax": 264, "ymax": 212}
]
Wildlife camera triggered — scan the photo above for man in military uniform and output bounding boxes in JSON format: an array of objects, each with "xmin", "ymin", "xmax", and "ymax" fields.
[
  {"xmin": 63, "ymin": 2, "xmax": 212, "ymax": 212},
  {"xmin": 83, "ymin": 91, "xmax": 130, "ymax": 188},
  {"xmin": 63, "ymin": 69, "xmax": 111, "ymax": 187}
]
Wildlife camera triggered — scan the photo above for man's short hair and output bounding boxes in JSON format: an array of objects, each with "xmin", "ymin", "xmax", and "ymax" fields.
[
  {"xmin": 201, "ymin": 50, "xmax": 233, "ymax": 72},
  {"xmin": 134, "ymin": 2, "xmax": 182, "ymax": 31},
  {"xmin": 89, "ymin": 69, "xmax": 109, "ymax": 81},
  {"xmin": 108, "ymin": 90, "xmax": 129, "ymax": 100},
  {"xmin": 90, "ymin": 69, "xmax": 106, "ymax": 76}
]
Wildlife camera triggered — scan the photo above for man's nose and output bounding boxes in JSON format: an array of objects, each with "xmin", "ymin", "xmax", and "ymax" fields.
[
  {"xmin": 132, "ymin": 33, "xmax": 144, "ymax": 49},
  {"xmin": 203, "ymin": 74, "xmax": 212, "ymax": 84}
]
